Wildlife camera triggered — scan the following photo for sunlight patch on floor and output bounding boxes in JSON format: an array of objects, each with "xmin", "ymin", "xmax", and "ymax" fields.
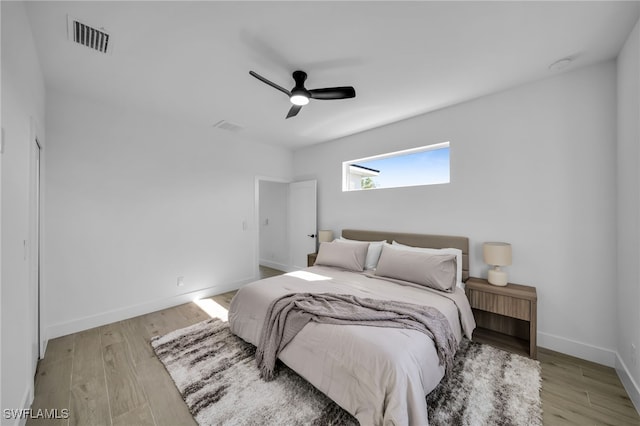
[{"xmin": 193, "ymin": 298, "xmax": 229, "ymax": 321}]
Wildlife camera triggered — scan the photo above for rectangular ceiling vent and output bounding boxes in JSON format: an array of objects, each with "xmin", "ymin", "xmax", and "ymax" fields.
[
  {"xmin": 67, "ymin": 16, "xmax": 111, "ymax": 54},
  {"xmin": 213, "ymin": 120, "xmax": 244, "ymax": 133}
]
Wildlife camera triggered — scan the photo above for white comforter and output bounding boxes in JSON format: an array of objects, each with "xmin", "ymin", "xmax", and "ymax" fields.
[{"xmin": 228, "ymin": 266, "xmax": 476, "ymax": 426}]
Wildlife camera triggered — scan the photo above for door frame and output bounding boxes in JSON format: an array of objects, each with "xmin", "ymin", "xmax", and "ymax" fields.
[
  {"xmin": 34, "ymin": 138, "xmax": 42, "ymax": 360},
  {"xmin": 29, "ymin": 116, "xmax": 44, "ymax": 365}
]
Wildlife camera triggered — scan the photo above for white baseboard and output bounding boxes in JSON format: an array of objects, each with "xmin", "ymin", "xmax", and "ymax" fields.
[
  {"xmin": 538, "ymin": 331, "xmax": 617, "ymax": 367},
  {"xmin": 44, "ymin": 276, "xmax": 255, "ymax": 342},
  {"xmin": 616, "ymin": 354, "xmax": 640, "ymax": 413},
  {"xmin": 259, "ymin": 259, "xmax": 293, "ymax": 272}
]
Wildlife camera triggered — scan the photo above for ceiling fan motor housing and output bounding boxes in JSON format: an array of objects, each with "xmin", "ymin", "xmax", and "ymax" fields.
[{"xmin": 291, "ymin": 71, "xmax": 311, "ymax": 100}]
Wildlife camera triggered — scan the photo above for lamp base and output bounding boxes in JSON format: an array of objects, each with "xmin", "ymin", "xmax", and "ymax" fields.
[{"xmin": 488, "ymin": 268, "xmax": 508, "ymax": 286}]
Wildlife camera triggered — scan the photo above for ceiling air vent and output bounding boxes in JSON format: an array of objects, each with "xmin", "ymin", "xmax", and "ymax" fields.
[
  {"xmin": 67, "ymin": 16, "xmax": 111, "ymax": 54},
  {"xmin": 213, "ymin": 120, "xmax": 244, "ymax": 133}
]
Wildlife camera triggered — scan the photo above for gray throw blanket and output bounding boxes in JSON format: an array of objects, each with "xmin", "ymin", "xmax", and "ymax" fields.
[{"xmin": 256, "ymin": 293, "xmax": 457, "ymax": 381}]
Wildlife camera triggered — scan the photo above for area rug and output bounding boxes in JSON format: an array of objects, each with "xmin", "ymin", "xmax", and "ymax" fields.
[{"xmin": 151, "ymin": 318, "xmax": 542, "ymax": 426}]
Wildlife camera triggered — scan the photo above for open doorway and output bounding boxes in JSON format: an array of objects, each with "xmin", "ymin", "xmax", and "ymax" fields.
[
  {"xmin": 257, "ymin": 179, "xmax": 289, "ymax": 278},
  {"xmin": 255, "ymin": 178, "xmax": 317, "ymax": 279}
]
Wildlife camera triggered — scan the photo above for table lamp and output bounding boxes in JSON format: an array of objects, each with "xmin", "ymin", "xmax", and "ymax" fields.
[
  {"xmin": 318, "ymin": 230, "xmax": 334, "ymax": 243},
  {"xmin": 483, "ymin": 242, "xmax": 512, "ymax": 286}
]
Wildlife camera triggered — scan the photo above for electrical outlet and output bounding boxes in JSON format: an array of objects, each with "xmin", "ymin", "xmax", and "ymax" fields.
[
  {"xmin": 632, "ymin": 343, "xmax": 638, "ymax": 367},
  {"xmin": 177, "ymin": 276, "xmax": 185, "ymax": 287}
]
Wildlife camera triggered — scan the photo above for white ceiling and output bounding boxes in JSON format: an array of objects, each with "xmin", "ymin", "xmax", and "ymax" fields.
[{"xmin": 25, "ymin": 1, "xmax": 640, "ymax": 149}]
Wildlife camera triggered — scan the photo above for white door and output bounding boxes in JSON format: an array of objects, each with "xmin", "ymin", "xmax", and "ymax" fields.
[{"xmin": 288, "ymin": 180, "xmax": 317, "ymax": 270}]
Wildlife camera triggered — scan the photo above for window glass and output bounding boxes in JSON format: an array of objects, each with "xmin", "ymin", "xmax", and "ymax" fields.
[{"xmin": 343, "ymin": 142, "xmax": 450, "ymax": 191}]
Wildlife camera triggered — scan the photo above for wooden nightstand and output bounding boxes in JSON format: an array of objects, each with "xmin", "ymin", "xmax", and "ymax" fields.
[
  {"xmin": 307, "ymin": 253, "xmax": 317, "ymax": 267},
  {"xmin": 465, "ymin": 277, "xmax": 537, "ymax": 359}
]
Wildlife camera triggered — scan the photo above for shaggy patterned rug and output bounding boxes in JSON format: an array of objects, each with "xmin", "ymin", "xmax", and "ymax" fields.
[{"xmin": 151, "ymin": 318, "xmax": 542, "ymax": 426}]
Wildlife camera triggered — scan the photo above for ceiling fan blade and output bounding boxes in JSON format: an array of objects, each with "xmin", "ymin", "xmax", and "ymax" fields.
[
  {"xmin": 286, "ymin": 104, "xmax": 302, "ymax": 119},
  {"xmin": 309, "ymin": 86, "xmax": 356, "ymax": 100},
  {"xmin": 249, "ymin": 71, "xmax": 291, "ymax": 96}
]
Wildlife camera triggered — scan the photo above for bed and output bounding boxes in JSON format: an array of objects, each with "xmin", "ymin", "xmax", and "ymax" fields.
[{"xmin": 229, "ymin": 229, "xmax": 476, "ymax": 426}]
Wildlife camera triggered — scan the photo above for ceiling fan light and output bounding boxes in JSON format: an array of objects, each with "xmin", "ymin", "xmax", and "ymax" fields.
[{"xmin": 290, "ymin": 94, "xmax": 309, "ymax": 106}]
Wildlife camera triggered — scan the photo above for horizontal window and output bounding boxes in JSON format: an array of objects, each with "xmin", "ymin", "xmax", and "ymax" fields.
[{"xmin": 342, "ymin": 142, "xmax": 450, "ymax": 191}]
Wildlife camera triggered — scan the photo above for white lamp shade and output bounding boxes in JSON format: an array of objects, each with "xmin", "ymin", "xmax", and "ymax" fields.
[
  {"xmin": 483, "ymin": 242, "xmax": 512, "ymax": 266},
  {"xmin": 318, "ymin": 230, "xmax": 334, "ymax": 243}
]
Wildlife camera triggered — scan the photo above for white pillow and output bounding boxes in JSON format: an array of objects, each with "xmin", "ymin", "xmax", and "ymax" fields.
[
  {"xmin": 338, "ymin": 237, "xmax": 386, "ymax": 270},
  {"xmin": 392, "ymin": 241, "xmax": 463, "ymax": 288}
]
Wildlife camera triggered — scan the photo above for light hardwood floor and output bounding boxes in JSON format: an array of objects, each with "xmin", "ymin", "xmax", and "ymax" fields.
[
  {"xmin": 29, "ymin": 281, "xmax": 640, "ymax": 425},
  {"xmin": 258, "ymin": 265, "xmax": 285, "ymax": 279}
]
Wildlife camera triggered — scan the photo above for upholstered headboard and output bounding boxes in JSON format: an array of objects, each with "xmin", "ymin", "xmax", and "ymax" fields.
[{"xmin": 341, "ymin": 229, "xmax": 470, "ymax": 282}]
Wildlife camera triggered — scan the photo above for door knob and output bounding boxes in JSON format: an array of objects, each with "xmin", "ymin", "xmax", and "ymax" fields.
[{"xmin": 307, "ymin": 234, "xmax": 316, "ymax": 238}]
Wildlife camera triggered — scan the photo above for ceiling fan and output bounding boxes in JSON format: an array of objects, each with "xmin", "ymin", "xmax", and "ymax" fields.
[{"xmin": 249, "ymin": 70, "xmax": 356, "ymax": 119}]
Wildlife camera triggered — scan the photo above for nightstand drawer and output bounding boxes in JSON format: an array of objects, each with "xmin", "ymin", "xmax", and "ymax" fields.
[{"xmin": 468, "ymin": 290, "xmax": 531, "ymax": 321}]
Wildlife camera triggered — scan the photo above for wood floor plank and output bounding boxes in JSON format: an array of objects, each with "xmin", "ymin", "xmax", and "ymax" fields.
[
  {"xmin": 581, "ymin": 363, "xmax": 626, "ymax": 387},
  {"xmin": 587, "ymin": 385, "xmax": 640, "ymax": 416},
  {"xmin": 69, "ymin": 378, "xmax": 111, "ymax": 426},
  {"xmin": 141, "ymin": 311, "xmax": 168, "ymax": 339},
  {"xmin": 544, "ymin": 389, "xmax": 636, "ymax": 426},
  {"xmin": 120, "ymin": 316, "xmax": 156, "ymax": 366},
  {"xmin": 578, "ymin": 357, "xmax": 621, "ymax": 375},
  {"xmin": 581, "ymin": 372, "xmax": 636, "ymax": 401},
  {"xmin": 211, "ymin": 291, "xmax": 235, "ymax": 310},
  {"xmin": 259, "ymin": 265, "xmax": 285, "ymax": 279},
  {"xmin": 68, "ymin": 328, "xmax": 111, "ymax": 425},
  {"xmin": 165, "ymin": 305, "xmax": 197, "ymax": 328},
  {"xmin": 589, "ymin": 393, "xmax": 640, "ymax": 425},
  {"xmin": 27, "ymin": 390, "xmax": 71, "ymax": 426},
  {"xmin": 72, "ymin": 328, "xmax": 103, "ymax": 383},
  {"xmin": 136, "ymin": 357, "xmax": 197, "ymax": 426},
  {"xmin": 111, "ymin": 403, "xmax": 155, "ymax": 426},
  {"xmin": 102, "ymin": 341, "xmax": 149, "ymax": 418},
  {"xmin": 586, "ymin": 392, "xmax": 640, "ymax": 426},
  {"xmin": 538, "ymin": 354, "xmax": 582, "ymax": 376},
  {"xmin": 541, "ymin": 374, "xmax": 591, "ymax": 407},
  {"xmin": 542, "ymin": 396, "xmax": 597, "ymax": 426},
  {"xmin": 100, "ymin": 322, "xmax": 125, "ymax": 348},
  {"xmin": 179, "ymin": 301, "xmax": 210, "ymax": 324},
  {"xmin": 35, "ymin": 357, "xmax": 72, "ymax": 396},
  {"xmin": 28, "ymin": 336, "xmax": 73, "ymax": 426},
  {"xmin": 143, "ymin": 307, "xmax": 192, "ymax": 337},
  {"xmin": 39, "ymin": 334, "xmax": 74, "ymax": 367}
]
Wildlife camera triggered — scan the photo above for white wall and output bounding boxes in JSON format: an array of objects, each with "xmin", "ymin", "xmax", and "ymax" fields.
[
  {"xmin": 294, "ymin": 61, "xmax": 618, "ymax": 365},
  {"xmin": 616, "ymin": 17, "xmax": 640, "ymax": 408},
  {"xmin": 43, "ymin": 89, "xmax": 292, "ymax": 339},
  {"xmin": 259, "ymin": 180, "xmax": 289, "ymax": 271},
  {"xmin": 1, "ymin": 1, "xmax": 46, "ymax": 422}
]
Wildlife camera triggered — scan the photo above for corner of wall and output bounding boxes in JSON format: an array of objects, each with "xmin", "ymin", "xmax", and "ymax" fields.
[
  {"xmin": 616, "ymin": 13, "xmax": 640, "ymax": 401},
  {"xmin": 616, "ymin": 353, "xmax": 640, "ymax": 413}
]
